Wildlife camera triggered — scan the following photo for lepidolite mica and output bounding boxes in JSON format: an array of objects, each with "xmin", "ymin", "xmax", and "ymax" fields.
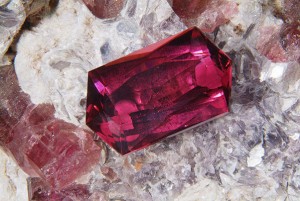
[{"xmin": 86, "ymin": 27, "xmax": 232, "ymax": 154}]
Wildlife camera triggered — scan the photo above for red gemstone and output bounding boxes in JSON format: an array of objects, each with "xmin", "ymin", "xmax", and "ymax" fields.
[{"xmin": 86, "ymin": 27, "xmax": 232, "ymax": 155}]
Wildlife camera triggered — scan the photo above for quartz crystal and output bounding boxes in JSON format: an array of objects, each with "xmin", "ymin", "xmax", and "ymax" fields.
[{"xmin": 86, "ymin": 27, "xmax": 232, "ymax": 155}]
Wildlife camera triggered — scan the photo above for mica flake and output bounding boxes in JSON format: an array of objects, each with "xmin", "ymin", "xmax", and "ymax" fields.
[{"xmin": 86, "ymin": 27, "xmax": 232, "ymax": 154}]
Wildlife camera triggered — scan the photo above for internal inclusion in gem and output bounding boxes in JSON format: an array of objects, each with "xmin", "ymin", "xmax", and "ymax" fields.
[{"xmin": 86, "ymin": 27, "xmax": 232, "ymax": 155}]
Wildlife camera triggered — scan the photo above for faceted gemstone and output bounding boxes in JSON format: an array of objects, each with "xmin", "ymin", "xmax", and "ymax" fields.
[{"xmin": 86, "ymin": 27, "xmax": 232, "ymax": 155}]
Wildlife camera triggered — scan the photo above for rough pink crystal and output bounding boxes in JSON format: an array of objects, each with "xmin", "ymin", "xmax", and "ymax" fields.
[
  {"xmin": 86, "ymin": 27, "xmax": 232, "ymax": 155},
  {"xmin": 7, "ymin": 104, "xmax": 101, "ymax": 188},
  {"xmin": 167, "ymin": 0, "xmax": 211, "ymax": 19},
  {"xmin": 83, "ymin": 0, "xmax": 125, "ymax": 19},
  {"xmin": 167, "ymin": 0, "xmax": 238, "ymax": 32},
  {"xmin": 0, "ymin": 66, "xmax": 30, "ymax": 145},
  {"xmin": 257, "ymin": 23, "xmax": 300, "ymax": 62},
  {"xmin": 0, "ymin": 66, "xmax": 101, "ymax": 189},
  {"xmin": 27, "ymin": 177, "xmax": 92, "ymax": 201}
]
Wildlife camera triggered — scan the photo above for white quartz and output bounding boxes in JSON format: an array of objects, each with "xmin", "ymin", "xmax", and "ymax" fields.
[
  {"xmin": 247, "ymin": 141, "xmax": 264, "ymax": 167},
  {"xmin": 0, "ymin": 149, "xmax": 28, "ymax": 201}
]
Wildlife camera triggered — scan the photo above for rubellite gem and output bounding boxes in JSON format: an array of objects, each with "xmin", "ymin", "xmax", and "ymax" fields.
[{"xmin": 86, "ymin": 27, "xmax": 232, "ymax": 155}]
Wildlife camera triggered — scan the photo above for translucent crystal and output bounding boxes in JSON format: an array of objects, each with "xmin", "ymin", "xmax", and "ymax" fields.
[{"xmin": 86, "ymin": 27, "xmax": 232, "ymax": 154}]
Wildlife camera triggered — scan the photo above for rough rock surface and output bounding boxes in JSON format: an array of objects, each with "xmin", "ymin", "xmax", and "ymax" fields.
[
  {"xmin": 1, "ymin": 0, "xmax": 300, "ymax": 200},
  {"xmin": 0, "ymin": 0, "xmax": 52, "ymax": 65},
  {"xmin": 0, "ymin": 0, "xmax": 26, "ymax": 64},
  {"xmin": 0, "ymin": 148, "xmax": 28, "ymax": 201}
]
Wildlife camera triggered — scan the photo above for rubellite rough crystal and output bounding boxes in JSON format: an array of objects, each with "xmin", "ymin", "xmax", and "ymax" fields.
[
  {"xmin": 167, "ymin": 0, "xmax": 238, "ymax": 32},
  {"xmin": 83, "ymin": 0, "xmax": 124, "ymax": 19},
  {"xmin": 0, "ymin": 66, "xmax": 101, "ymax": 189},
  {"xmin": 86, "ymin": 27, "xmax": 232, "ymax": 155}
]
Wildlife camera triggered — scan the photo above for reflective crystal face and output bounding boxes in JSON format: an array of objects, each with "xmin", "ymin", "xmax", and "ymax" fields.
[{"xmin": 86, "ymin": 27, "xmax": 232, "ymax": 155}]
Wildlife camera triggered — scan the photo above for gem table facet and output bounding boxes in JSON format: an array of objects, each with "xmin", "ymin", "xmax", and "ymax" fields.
[{"xmin": 86, "ymin": 27, "xmax": 232, "ymax": 155}]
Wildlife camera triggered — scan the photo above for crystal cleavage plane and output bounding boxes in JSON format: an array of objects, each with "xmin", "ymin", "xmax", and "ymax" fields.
[{"xmin": 86, "ymin": 27, "xmax": 232, "ymax": 155}]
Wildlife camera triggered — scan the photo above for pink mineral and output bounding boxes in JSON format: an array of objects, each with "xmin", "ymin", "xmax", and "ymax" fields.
[
  {"xmin": 167, "ymin": 0, "xmax": 238, "ymax": 32},
  {"xmin": 271, "ymin": 0, "xmax": 300, "ymax": 23},
  {"xmin": 83, "ymin": 0, "xmax": 125, "ymax": 19},
  {"xmin": 0, "ymin": 66, "xmax": 101, "ymax": 189},
  {"xmin": 86, "ymin": 27, "xmax": 232, "ymax": 155},
  {"xmin": 257, "ymin": 22, "xmax": 300, "ymax": 62},
  {"xmin": 27, "ymin": 177, "xmax": 92, "ymax": 201}
]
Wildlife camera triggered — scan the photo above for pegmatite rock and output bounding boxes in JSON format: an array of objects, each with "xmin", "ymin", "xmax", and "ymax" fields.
[{"xmin": 4, "ymin": 0, "xmax": 300, "ymax": 200}]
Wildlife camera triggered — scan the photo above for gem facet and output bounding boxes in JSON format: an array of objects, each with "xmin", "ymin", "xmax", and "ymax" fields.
[{"xmin": 86, "ymin": 27, "xmax": 232, "ymax": 155}]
